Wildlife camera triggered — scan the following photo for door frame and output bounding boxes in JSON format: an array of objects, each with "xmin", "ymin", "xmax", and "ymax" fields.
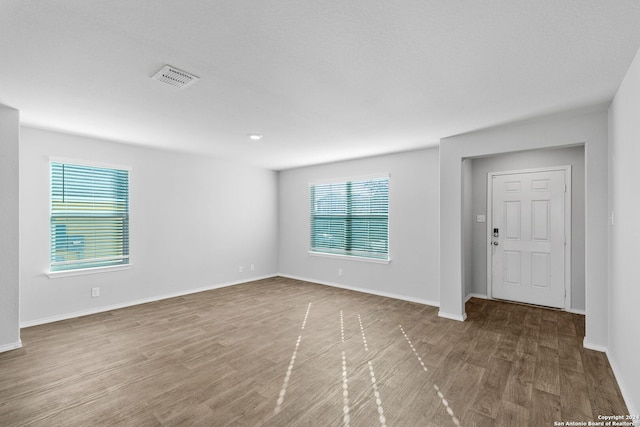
[{"xmin": 486, "ymin": 165, "xmax": 572, "ymax": 310}]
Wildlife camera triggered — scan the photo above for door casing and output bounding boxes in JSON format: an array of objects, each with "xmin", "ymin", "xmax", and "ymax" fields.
[{"xmin": 486, "ymin": 165, "xmax": 572, "ymax": 310}]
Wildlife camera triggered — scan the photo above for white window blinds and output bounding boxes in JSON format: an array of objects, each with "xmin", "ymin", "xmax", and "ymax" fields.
[
  {"xmin": 50, "ymin": 162, "xmax": 130, "ymax": 272},
  {"xmin": 310, "ymin": 176, "xmax": 389, "ymax": 260}
]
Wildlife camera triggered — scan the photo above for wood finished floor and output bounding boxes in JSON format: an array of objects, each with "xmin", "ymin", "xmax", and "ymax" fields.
[{"xmin": 0, "ymin": 277, "xmax": 628, "ymax": 426}]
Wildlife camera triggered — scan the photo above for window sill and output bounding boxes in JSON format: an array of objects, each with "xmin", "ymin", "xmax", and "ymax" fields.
[
  {"xmin": 47, "ymin": 264, "xmax": 132, "ymax": 279},
  {"xmin": 308, "ymin": 251, "xmax": 391, "ymax": 264}
]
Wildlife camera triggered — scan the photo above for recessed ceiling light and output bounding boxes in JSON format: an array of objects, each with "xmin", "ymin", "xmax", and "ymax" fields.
[{"xmin": 248, "ymin": 134, "xmax": 263, "ymax": 141}]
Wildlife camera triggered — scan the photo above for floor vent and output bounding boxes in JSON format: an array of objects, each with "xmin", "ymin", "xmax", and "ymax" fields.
[{"xmin": 151, "ymin": 65, "xmax": 199, "ymax": 89}]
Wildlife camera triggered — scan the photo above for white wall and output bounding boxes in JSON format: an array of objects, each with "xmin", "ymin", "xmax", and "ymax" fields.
[
  {"xmin": 468, "ymin": 146, "xmax": 585, "ymax": 311},
  {"xmin": 440, "ymin": 110, "xmax": 609, "ymax": 347},
  {"xmin": 19, "ymin": 127, "xmax": 279, "ymax": 325},
  {"xmin": 278, "ymin": 148, "xmax": 440, "ymax": 305},
  {"xmin": 0, "ymin": 105, "xmax": 21, "ymax": 352},
  {"xmin": 462, "ymin": 159, "xmax": 473, "ymax": 299},
  {"xmin": 608, "ymin": 46, "xmax": 640, "ymax": 419}
]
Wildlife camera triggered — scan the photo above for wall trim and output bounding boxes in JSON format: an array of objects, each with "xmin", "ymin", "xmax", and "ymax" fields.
[
  {"xmin": 583, "ymin": 340, "xmax": 639, "ymax": 426},
  {"xmin": 277, "ymin": 273, "xmax": 440, "ymax": 308},
  {"xmin": 466, "ymin": 293, "xmax": 585, "ymax": 316},
  {"xmin": 465, "ymin": 293, "xmax": 489, "ymax": 302},
  {"xmin": 583, "ymin": 337, "xmax": 607, "ymax": 353},
  {"xmin": 607, "ymin": 350, "xmax": 640, "ymax": 427},
  {"xmin": 438, "ymin": 311, "xmax": 467, "ymax": 322},
  {"xmin": 0, "ymin": 340, "xmax": 22, "ymax": 353},
  {"xmin": 20, "ymin": 274, "xmax": 278, "ymax": 328}
]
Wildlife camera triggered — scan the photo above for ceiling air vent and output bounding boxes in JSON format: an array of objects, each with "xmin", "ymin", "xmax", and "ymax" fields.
[{"xmin": 151, "ymin": 65, "xmax": 199, "ymax": 89}]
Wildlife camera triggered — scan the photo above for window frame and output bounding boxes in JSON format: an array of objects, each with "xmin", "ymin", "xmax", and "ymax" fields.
[
  {"xmin": 47, "ymin": 157, "xmax": 132, "ymax": 278},
  {"xmin": 308, "ymin": 174, "xmax": 391, "ymax": 264}
]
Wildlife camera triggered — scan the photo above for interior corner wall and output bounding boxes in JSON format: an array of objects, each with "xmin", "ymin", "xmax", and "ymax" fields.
[
  {"xmin": 461, "ymin": 159, "xmax": 473, "ymax": 299},
  {"xmin": 439, "ymin": 110, "xmax": 608, "ymax": 348},
  {"xmin": 468, "ymin": 146, "xmax": 586, "ymax": 311},
  {"xmin": 607, "ymin": 46, "xmax": 640, "ymax": 418},
  {"xmin": 0, "ymin": 105, "xmax": 21, "ymax": 352},
  {"xmin": 277, "ymin": 148, "xmax": 440, "ymax": 305},
  {"xmin": 19, "ymin": 127, "xmax": 279, "ymax": 325}
]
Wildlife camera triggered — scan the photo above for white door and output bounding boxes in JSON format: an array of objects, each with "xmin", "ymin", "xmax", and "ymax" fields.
[{"xmin": 490, "ymin": 169, "xmax": 567, "ymax": 308}]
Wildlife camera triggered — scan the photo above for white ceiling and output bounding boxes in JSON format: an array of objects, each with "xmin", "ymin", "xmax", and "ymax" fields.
[{"xmin": 2, "ymin": 1, "xmax": 640, "ymax": 170}]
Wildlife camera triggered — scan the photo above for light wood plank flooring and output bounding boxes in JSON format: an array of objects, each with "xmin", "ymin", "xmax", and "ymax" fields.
[{"xmin": 0, "ymin": 277, "xmax": 628, "ymax": 426}]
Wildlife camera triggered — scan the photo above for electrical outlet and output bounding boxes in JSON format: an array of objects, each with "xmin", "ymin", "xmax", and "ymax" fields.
[
  {"xmin": 91, "ymin": 287, "xmax": 100, "ymax": 298},
  {"xmin": 239, "ymin": 266, "xmax": 243, "ymax": 273},
  {"xmin": 338, "ymin": 268, "xmax": 343, "ymax": 276},
  {"xmin": 250, "ymin": 264, "xmax": 255, "ymax": 271}
]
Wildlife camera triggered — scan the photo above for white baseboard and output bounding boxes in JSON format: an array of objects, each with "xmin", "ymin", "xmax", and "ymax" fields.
[
  {"xmin": 465, "ymin": 293, "xmax": 585, "ymax": 316},
  {"xmin": 581, "ymin": 339, "xmax": 639, "ymax": 424},
  {"xmin": 583, "ymin": 337, "xmax": 608, "ymax": 353},
  {"xmin": 277, "ymin": 273, "xmax": 440, "ymax": 308},
  {"xmin": 606, "ymin": 350, "xmax": 640, "ymax": 427},
  {"xmin": 465, "ymin": 293, "xmax": 489, "ymax": 302},
  {"xmin": 20, "ymin": 274, "xmax": 278, "ymax": 328},
  {"xmin": 19, "ymin": 273, "xmax": 636, "ymax": 422},
  {"xmin": 438, "ymin": 310, "xmax": 467, "ymax": 322},
  {"xmin": 0, "ymin": 340, "xmax": 22, "ymax": 353}
]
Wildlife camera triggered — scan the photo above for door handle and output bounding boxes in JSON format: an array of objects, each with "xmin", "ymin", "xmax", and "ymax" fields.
[{"xmin": 492, "ymin": 241, "xmax": 499, "ymax": 246}]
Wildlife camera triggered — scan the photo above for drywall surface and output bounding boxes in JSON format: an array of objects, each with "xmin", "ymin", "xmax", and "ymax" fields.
[
  {"xmin": 608, "ymin": 46, "xmax": 640, "ymax": 419},
  {"xmin": 440, "ymin": 110, "xmax": 608, "ymax": 347},
  {"xmin": 0, "ymin": 105, "xmax": 21, "ymax": 351},
  {"xmin": 469, "ymin": 146, "xmax": 585, "ymax": 311},
  {"xmin": 19, "ymin": 127, "xmax": 278, "ymax": 324},
  {"xmin": 278, "ymin": 148, "xmax": 440, "ymax": 305},
  {"xmin": 462, "ymin": 158, "xmax": 473, "ymax": 298}
]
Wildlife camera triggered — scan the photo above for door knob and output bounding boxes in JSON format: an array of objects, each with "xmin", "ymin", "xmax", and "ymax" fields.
[{"xmin": 492, "ymin": 241, "xmax": 499, "ymax": 246}]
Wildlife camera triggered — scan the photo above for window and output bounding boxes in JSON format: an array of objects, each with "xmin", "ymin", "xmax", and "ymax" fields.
[
  {"xmin": 50, "ymin": 161, "xmax": 130, "ymax": 273},
  {"xmin": 310, "ymin": 176, "xmax": 389, "ymax": 261}
]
